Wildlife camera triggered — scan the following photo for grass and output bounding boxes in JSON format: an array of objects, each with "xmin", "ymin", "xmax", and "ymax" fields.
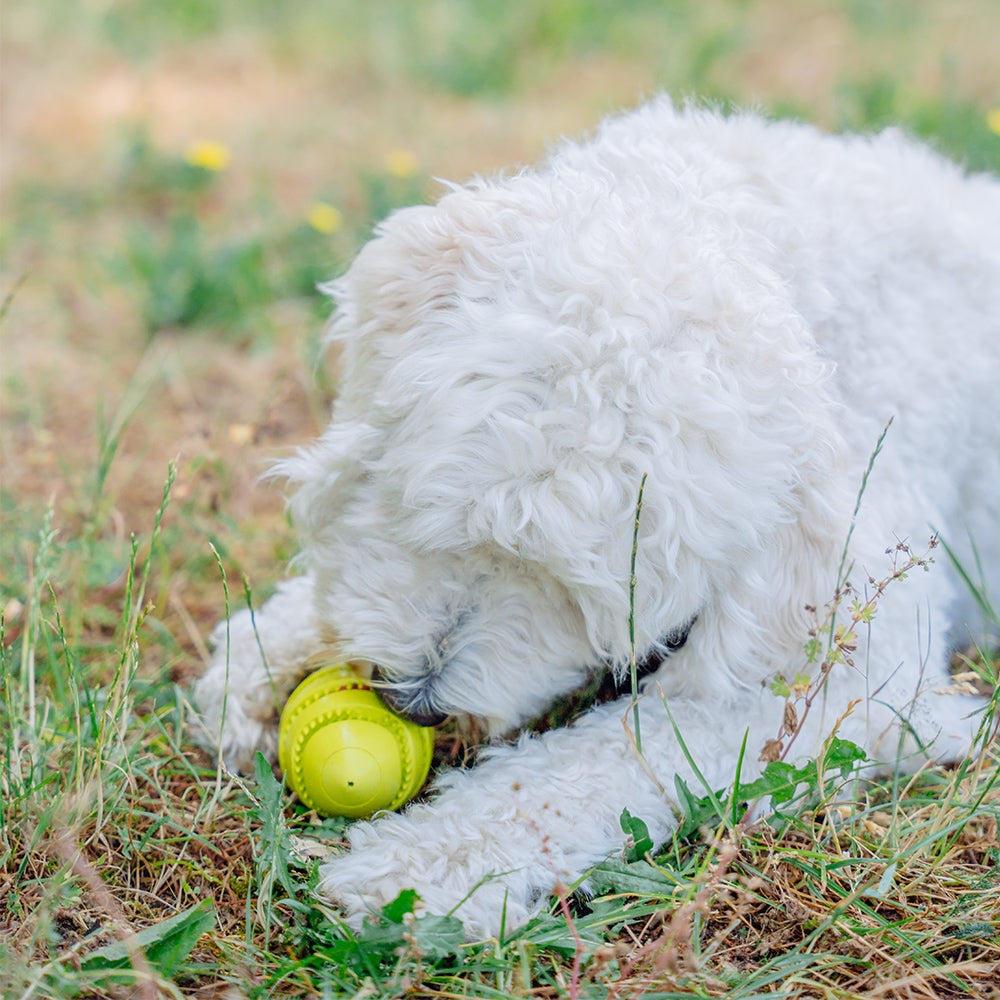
[{"xmin": 2, "ymin": 0, "xmax": 999, "ymax": 996}]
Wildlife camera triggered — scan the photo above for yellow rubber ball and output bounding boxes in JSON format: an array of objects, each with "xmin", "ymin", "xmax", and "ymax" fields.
[{"xmin": 278, "ymin": 662, "xmax": 434, "ymax": 819}]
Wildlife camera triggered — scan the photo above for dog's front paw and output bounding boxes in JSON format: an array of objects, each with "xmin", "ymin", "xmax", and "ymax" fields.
[
  {"xmin": 317, "ymin": 701, "xmax": 679, "ymax": 939},
  {"xmin": 192, "ymin": 611, "xmax": 284, "ymax": 772},
  {"xmin": 318, "ymin": 780, "xmax": 573, "ymax": 940},
  {"xmin": 191, "ymin": 666, "xmax": 280, "ymax": 774},
  {"xmin": 192, "ymin": 576, "xmax": 322, "ymax": 772}
]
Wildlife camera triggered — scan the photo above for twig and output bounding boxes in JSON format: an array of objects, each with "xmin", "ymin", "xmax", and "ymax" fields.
[
  {"xmin": 764, "ymin": 538, "xmax": 937, "ymax": 765},
  {"xmin": 609, "ymin": 837, "xmax": 738, "ymax": 997},
  {"xmin": 522, "ymin": 812, "xmax": 586, "ymax": 1000},
  {"xmin": 50, "ymin": 828, "xmax": 159, "ymax": 1000}
]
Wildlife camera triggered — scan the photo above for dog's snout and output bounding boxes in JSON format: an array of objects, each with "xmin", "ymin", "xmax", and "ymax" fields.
[
  {"xmin": 372, "ymin": 665, "xmax": 449, "ymax": 728},
  {"xmin": 383, "ymin": 687, "xmax": 449, "ymax": 728}
]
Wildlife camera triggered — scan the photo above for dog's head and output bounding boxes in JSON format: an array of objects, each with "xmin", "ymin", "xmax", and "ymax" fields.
[{"xmin": 279, "ymin": 169, "xmax": 845, "ymax": 733}]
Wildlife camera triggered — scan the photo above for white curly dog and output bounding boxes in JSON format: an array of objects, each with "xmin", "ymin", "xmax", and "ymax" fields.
[{"xmin": 195, "ymin": 99, "xmax": 999, "ymax": 940}]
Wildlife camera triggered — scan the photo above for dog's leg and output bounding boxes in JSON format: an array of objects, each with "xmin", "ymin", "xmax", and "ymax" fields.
[
  {"xmin": 319, "ymin": 665, "xmax": 985, "ymax": 939},
  {"xmin": 193, "ymin": 575, "xmax": 326, "ymax": 772},
  {"xmin": 317, "ymin": 688, "xmax": 774, "ymax": 940}
]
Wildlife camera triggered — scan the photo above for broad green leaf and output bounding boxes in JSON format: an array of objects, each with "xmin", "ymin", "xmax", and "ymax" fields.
[
  {"xmin": 824, "ymin": 737, "xmax": 868, "ymax": 776},
  {"xmin": 354, "ymin": 901, "xmax": 464, "ymax": 962},
  {"xmin": 619, "ymin": 807, "xmax": 653, "ymax": 861},
  {"xmin": 80, "ymin": 898, "xmax": 215, "ymax": 980},
  {"xmin": 413, "ymin": 913, "xmax": 465, "ymax": 958},
  {"xmin": 587, "ymin": 857, "xmax": 677, "ymax": 898},
  {"xmin": 381, "ymin": 888, "xmax": 419, "ymax": 924}
]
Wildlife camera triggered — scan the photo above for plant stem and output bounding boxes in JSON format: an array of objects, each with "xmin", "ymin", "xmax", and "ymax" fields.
[{"xmin": 629, "ymin": 473, "xmax": 648, "ymax": 755}]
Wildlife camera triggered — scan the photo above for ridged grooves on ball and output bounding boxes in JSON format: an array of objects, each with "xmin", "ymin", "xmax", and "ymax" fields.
[{"xmin": 278, "ymin": 662, "xmax": 433, "ymax": 818}]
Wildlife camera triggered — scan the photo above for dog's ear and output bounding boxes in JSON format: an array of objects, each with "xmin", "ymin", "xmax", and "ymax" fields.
[
  {"xmin": 326, "ymin": 187, "xmax": 528, "ymax": 341},
  {"xmin": 340, "ymin": 205, "xmax": 464, "ymax": 324},
  {"xmin": 322, "ymin": 191, "xmax": 525, "ymax": 414},
  {"xmin": 320, "ymin": 185, "xmax": 854, "ymax": 670},
  {"xmin": 459, "ymin": 257, "xmax": 854, "ymax": 668},
  {"xmin": 318, "ymin": 203, "xmax": 461, "ymax": 411}
]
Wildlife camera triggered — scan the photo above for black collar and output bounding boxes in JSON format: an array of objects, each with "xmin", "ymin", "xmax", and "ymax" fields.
[{"xmin": 634, "ymin": 614, "xmax": 698, "ymax": 678}]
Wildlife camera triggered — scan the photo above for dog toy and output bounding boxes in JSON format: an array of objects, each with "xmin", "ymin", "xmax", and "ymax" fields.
[{"xmin": 278, "ymin": 661, "xmax": 434, "ymax": 819}]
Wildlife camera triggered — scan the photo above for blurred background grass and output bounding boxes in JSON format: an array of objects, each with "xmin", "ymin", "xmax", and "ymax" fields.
[
  {"xmin": 1, "ymin": 0, "xmax": 998, "ymax": 783},
  {"xmin": 2, "ymin": 0, "xmax": 998, "ymax": 753}
]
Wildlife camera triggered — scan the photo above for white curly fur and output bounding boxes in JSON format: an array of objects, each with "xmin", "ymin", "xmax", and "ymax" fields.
[{"xmin": 194, "ymin": 99, "xmax": 999, "ymax": 940}]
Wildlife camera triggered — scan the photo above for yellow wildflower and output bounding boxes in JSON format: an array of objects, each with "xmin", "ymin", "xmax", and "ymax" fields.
[
  {"xmin": 227, "ymin": 423, "xmax": 255, "ymax": 446},
  {"xmin": 987, "ymin": 108, "xmax": 1000, "ymax": 137},
  {"xmin": 185, "ymin": 140, "xmax": 231, "ymax": 172},
  {"xmin": 307, "ymin": 201, "xmax": 343, "ymax": 234},
  {"xmin": 385, "ymin": 148, "xmax": 418, "ymax": 179}
]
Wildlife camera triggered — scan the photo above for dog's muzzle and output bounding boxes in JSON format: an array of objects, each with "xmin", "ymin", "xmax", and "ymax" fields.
[{"xmin": 371, "ymin": 665, "xmax": 450, "ymax": 728}]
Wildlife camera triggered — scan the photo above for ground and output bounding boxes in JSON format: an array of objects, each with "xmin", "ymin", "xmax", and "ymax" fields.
[{"xmin": 1, "ymin": 2, "xmax": 998, "ymax": 997}]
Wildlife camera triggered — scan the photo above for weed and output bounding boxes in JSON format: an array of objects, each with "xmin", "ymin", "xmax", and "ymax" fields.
[
  {"xmin": 109, "ymin": 132, "xmax": 427, "ymax": 339},
  {"xmin": 837, "ymin": 77, "xmax": 1000, "ymax": 173}
]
